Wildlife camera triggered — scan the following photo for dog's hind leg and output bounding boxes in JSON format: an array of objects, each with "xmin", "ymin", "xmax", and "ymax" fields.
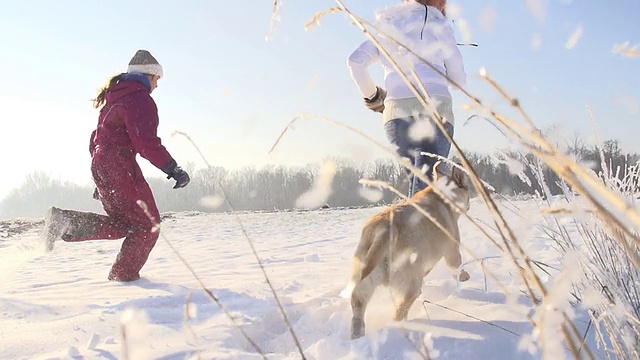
[
  {"xmin": 392, "ymin": 274, "xmax": 422, "ymax": 321},
  {"xmin": 350, "ymin": 274, "xmax": 379, "ymax": 339}
]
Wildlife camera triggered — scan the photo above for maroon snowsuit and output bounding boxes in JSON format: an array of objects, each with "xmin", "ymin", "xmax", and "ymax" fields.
[{"xmin": 64, "ymin": 77, "xmax": 175, "ymax": 281}]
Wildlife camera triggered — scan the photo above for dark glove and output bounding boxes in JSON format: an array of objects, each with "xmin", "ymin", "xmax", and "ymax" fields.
[
  {"xmin": 162, "ymin": 160, "xmax": 191, "ymax": 189},
  {"xmin": 364, "ymin": 86, "xmax": 386, "ymax": 113}
]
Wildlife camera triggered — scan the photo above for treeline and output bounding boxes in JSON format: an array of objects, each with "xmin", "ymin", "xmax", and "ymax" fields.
[
  {"xmin": 466, "ymin": 138, "xmax": 639, "ymax": 196},
  {"xmin": 1, "ymin": 139, "xmax": 637, "ymax": 219},
  {"xmin": 0, "ymin": 159, "xmax": 409, "ymax": 219}
]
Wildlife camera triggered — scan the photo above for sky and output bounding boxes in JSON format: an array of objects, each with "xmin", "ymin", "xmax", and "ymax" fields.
[{"xmin": 0, "ymin": 0, "xmax": 638, "ymax": 201}]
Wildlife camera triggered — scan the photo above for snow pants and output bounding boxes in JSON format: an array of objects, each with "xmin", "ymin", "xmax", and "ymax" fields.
[{"xmin": 63, "ymin": 147, "xmax": 161, "ymax": 280}]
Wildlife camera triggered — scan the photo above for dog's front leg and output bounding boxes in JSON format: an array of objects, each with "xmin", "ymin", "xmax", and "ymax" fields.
[{"xmin": 444, "ymin": 246, "xmax": 470, "ymax": 282}]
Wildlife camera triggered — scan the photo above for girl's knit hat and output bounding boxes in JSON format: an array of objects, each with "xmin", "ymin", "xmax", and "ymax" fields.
[{"xmin": 127, "ymin": 49, "xmax": 163, "ymax": 78}]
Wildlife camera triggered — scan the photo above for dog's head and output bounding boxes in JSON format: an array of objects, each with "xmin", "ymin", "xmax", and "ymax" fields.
[{"xmin": 438, "ymin": 162, "xmax": 470, "ymax": 213}]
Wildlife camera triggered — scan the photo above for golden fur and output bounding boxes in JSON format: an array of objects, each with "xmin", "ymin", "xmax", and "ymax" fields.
[{"xmin": 349, "ymin": 163, "xmax": 470, "ymax": 339}]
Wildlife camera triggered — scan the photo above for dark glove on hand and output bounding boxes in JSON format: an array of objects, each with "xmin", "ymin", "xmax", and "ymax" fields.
[
  {"xmin": 364, "ymin": 86, "xmax": 386, "ymax": 113},
  {"xmin": 162, "ymin": 160, "xmax": 191, "ymax": 189}
]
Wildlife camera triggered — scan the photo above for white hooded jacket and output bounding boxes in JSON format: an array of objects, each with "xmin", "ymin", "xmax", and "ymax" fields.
[{"xmin": 347, "ymin": 2, "xmax": 466, "ymax": 101}]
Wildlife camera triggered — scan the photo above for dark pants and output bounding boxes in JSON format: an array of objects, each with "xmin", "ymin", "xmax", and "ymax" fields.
[
  {"xmin": 61, "ymin": 148, "xmax": 161, "ymax": 281},
  {"xmin": 384, "ymin": 117, "xmax": 454, "ymax": 197}
]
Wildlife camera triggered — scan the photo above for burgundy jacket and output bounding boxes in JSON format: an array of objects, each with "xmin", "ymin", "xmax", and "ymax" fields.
[{"xmin": 89, "ymin": 77, "xmax": 174, "ymax": 171}]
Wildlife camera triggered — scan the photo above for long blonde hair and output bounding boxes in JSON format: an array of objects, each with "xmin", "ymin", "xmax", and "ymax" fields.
[
  {"xmin": 93, "ymin": 73, "xmax": 127, "ymax": 109},
  {"xmin": 414, "ymin": 0, "xmax": 447, "ymax": 16}
]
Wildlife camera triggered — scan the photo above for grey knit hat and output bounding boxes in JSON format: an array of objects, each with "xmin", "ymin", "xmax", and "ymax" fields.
[{"xmin": 127, "ymin": 49, "xmax": 163, "ymax": 78}]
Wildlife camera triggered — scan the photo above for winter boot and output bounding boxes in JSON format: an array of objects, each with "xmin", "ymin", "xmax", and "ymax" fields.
[
  {"xmin": 57, "ymin": 209, "xmax": 104, "ymax": 242},
  {"xmin": 43, "ymin": 207, "xmax": 70, "ymax": 251},
  {"xmin": 107, "ymin": 272, "xmax": 141, "ymax": 282}
]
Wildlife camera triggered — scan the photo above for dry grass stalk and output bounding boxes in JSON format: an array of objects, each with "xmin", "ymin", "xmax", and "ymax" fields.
[
  {"xmin": 613, "ymin": 42, "xmax": 640, "ymax": 58},
  {"xmin": 171, "ymin": 132, "xmax": 307, "ymax": 359},
  {"xmin": 305, "ymin": 7, "xmax": 341, "ymax": 31},
  {"xmin": 267, "ymin": 0, "xmax": 284, "ymax": 41}
]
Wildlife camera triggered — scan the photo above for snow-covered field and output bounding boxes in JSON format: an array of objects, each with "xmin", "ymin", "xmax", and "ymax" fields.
[{"xmin": 1, "ymin": 198, "xmax": 597, "ymax": 359}]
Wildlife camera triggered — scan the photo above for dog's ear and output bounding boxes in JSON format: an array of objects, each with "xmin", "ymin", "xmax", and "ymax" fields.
[
  {"xmin": 450, "ymin": 165, "xmax": 469, "ymax": 191},
  {"xmin": 432, "ymin": 160, "xmax": 443, "ymax": 182}
]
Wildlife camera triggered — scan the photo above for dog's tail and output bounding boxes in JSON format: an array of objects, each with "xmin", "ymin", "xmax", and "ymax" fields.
[
  {"xmin": 341, "ymin": 215, "xmax": 394, "ymax": 298},
  {"xmin": 340, "ymin": 259, "xmax": 361, "ymax": 298},
  {"xmin": 361, "ymin": 230, "xmax": 389, "ymax": 281}
]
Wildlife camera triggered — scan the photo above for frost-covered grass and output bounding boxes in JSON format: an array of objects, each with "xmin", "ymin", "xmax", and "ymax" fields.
[
  {"xmin": 536, "ymin": 159, "xmax": 640, "ymax": 360},
  {"xmin": 269, "ymin": 1, "xmax": 640, "ymax": 358}
]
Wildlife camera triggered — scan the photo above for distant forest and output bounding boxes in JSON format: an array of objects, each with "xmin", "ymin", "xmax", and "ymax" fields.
[{"xmin": 1, "ymin": 138, "xmax": 638, "ymax": 220}]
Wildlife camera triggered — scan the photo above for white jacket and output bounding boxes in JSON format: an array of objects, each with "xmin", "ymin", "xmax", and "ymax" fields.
[{"xmin": 347, "ymin": 2, "xmax": 466, "ymax": 100}]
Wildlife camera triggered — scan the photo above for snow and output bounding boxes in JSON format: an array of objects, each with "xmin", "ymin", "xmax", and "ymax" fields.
[{"xmin": 0, "ymin": 198, "xmax": 601, "ymax": 359}]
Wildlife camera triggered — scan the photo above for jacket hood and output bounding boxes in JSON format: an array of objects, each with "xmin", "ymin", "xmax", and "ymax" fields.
[
  {"xmin": 375, "ymin": 2, "xmax": 445, "ymax": 35},
  {"xmin": 105, "ymin": 78, "xmax": 149, "ymax": 104}
]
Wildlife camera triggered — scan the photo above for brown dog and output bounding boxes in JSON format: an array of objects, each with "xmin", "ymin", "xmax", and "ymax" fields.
[{"xmin": 349, "ymin": 163, "xmax": 471, "ymax": 339}]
